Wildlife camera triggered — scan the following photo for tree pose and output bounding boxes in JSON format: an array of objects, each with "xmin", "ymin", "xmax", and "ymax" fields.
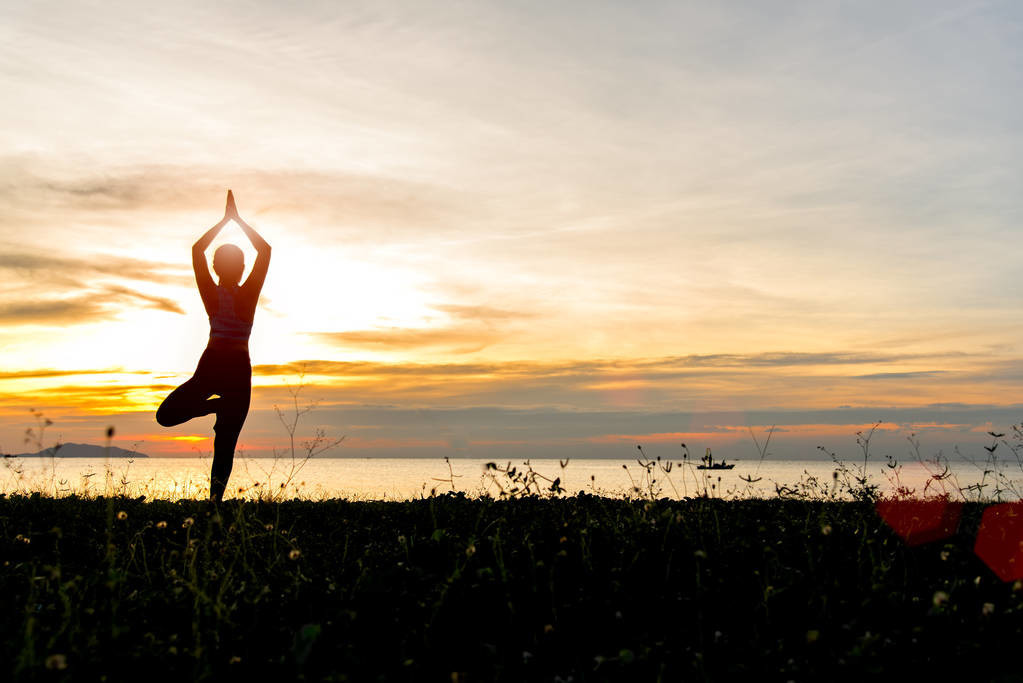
[{"xmin": 156, "ymin": 190, "xmax": 271, "ymax": 502}]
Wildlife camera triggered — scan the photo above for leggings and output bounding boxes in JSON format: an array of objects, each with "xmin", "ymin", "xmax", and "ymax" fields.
[{"xmin": 156, "ymin": 345, "xmax": 251, "ymax": 502}]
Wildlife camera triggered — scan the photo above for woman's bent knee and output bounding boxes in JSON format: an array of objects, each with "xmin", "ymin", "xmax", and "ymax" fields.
[
  {"xmin": 155, "ymin": 405, "xmax": 173, "ymax": 427},
  {"xmin": 156, "ymin": 401, "xmax": 186, "ymax": 427}
]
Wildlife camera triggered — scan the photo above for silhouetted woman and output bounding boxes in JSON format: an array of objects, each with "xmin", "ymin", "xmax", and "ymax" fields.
[{"xmin": 156, "ymin": 190, "xmax": 271, "ymax": 502}]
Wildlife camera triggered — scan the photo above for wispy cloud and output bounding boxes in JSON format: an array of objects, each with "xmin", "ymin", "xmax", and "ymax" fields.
[
  {"xmin": 0, "ymin": 299, "xmax": 109, "ymax": 325},
  {"xmin": 101, "ymin": 285, "xmax": 184, "ymax": 315},
  {"xmin": 432, "ymin": 304, "xmax": 533, "ymax": 322},
  {"xmin": 0, "ymin": 368, "xmax": 133, "ymax": 380},
  {"xmin": 853, "ymin": 371, "xmax": 947, "ymax": 380},
  {"xmin": 0, "ymin": 249, "xmax": 189, "ymax": 286},
  {"xmin": 0, "ymin": 382, "xmax": 173, "ymax": 411},
  {"xmin": 0, "ymin": 159, "xmax": 472, "ymax": 244},
  {"xmin": 309, "ymin": 303, "xmax": 534, "ymax": 354},
  {"xmin": 0, "ymin": 245, "xmax": 189, "ymax": 328},
  {"xmin": 0, "ymin": 287, "xmax": 183, "ymax": 325},
  {"xmin": 312, "ymin": 328, "xmax": 497, "ymax": 354},
  {"xmin": 254, "ymin": 350, "xmax": 971, "ymax": 379}
]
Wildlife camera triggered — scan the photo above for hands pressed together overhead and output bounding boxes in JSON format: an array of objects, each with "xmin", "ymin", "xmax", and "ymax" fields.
[
  {"xmin": 225, "ymin": 189, "xmax": 239, "ymax": 222},
  {"xmin": 192, "ymin": 190, "xmax": 272, "ymax": 305}
]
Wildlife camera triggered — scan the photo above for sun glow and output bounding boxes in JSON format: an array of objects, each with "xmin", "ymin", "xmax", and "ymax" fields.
[{"xmin": 255, "ymin": 236, "xmax": 437, "ymax": 362}]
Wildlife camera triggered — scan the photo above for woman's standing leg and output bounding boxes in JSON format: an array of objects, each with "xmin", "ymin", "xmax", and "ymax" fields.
[{"xmin": 208, "ymin": 357, "xmax": 252, "ymax": 502}]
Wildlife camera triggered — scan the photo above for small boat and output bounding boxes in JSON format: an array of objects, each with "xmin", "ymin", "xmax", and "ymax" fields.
[{"xmin": 696, "ymin": 447, "xmax": 735, "ymax": 470}]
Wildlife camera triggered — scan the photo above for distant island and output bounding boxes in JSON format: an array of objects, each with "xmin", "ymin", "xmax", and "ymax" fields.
[{"xmin": 7, "ymin": 443, "xmax": 149, "ymax": 459}]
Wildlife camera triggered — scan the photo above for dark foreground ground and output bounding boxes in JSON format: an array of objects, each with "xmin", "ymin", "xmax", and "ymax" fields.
[{"xmin": 2, "ymin": 493, "xmax": 1021, "ymax": 681}]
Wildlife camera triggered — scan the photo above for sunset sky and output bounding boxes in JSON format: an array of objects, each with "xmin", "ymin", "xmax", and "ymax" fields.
[{"xmin": 2, "ymin": 1, "xmax": 1022, "ymax": 461}]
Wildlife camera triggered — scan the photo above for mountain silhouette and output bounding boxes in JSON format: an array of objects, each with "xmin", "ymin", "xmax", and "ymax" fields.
[{"xmin": 9, "ymin": 443, "xmax": 149, "ymax": 458}]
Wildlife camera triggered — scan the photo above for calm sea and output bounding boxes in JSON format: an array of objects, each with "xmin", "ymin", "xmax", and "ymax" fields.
[{"xmin": 4, "ymin": 455, "xmax": 1020, "ymax": 501}]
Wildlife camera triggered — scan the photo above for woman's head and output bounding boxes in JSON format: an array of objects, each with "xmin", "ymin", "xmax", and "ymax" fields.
[{"xmin": 213, "ymin": 244, "xmax": 244, "ymax": 285}]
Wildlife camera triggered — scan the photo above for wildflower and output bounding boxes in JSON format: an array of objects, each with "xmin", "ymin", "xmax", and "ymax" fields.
[
  {"xmin": 45, "ymin": 654, "xmax": 67, "ymax": 670},
  {"xmin": 116, "ymin": 511, "xmax": 127, "ymax": 521},
  {"xmin": 820, "ymin": 524, "xmax": 832, "ymax": 536},
  {"xmin": 265, "ymin": 523, "xmax": 273, "ymax": 531},
  {"xmin": 289, "ymin": 549, "xmax": 301, "ymax": 560},
  {"xmin": 229, "ymin": 656, "xmax": 242, "ymax": 665},
  {"xmin": 982, "ymin": 602, "xmax": 996, "ymax": 616},
  {"xmin": 465, "ymin": 544, "xmax": 476, "ymax": 557},
  {"xmin": 932, "ymin": 590, "xmax": 950, "ymax": 607},
  {"xmin": 559, "ymin": 536, "xmax": 568, "ymax": 544},
  {"xmin": 156, "ymin": 521, "xmax": 167, "ymax": 529},
  {"xmin": 182, "ymin": 517, "xmax": 194, "ymax": 528},
  {"xmin": 940, "ymin": 550, "xmax": 950, "ymax": 561}
]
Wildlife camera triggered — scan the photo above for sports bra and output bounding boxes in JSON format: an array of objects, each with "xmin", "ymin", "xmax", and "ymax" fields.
[{"xmin": 209, "ymin": 284, "xmax": 253, "ymax": 345}]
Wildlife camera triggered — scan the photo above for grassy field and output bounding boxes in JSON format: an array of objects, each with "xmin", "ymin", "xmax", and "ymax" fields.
[{"xmin": 3, "ymin": 490, "xmax": 1022, "ymax": 681}]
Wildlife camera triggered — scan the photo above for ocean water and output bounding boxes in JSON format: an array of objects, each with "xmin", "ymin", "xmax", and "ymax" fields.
[{"xmin": 4, "ymin": 454, "xmax": 1021, "ymax": 501}]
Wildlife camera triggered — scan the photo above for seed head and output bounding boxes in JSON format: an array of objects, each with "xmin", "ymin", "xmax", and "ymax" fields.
[{"xmin": 45, "ymin": 654, "xmax": 67, "ymax": 670}]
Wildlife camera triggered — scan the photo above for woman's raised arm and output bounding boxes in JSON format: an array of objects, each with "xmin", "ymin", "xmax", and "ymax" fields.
[
  {"xmin": 192, "ymin": 192, "xmax": 233, "ymax": 313},
  {"xmin": 229, "ymin": 192, "xmax": 271, "ymax": 296}
]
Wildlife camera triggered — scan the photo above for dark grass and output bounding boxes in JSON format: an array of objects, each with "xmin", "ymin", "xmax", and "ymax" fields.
[{"xmin": 2, "ymin": 493, "xmax": 1021, "ymax": 681}]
